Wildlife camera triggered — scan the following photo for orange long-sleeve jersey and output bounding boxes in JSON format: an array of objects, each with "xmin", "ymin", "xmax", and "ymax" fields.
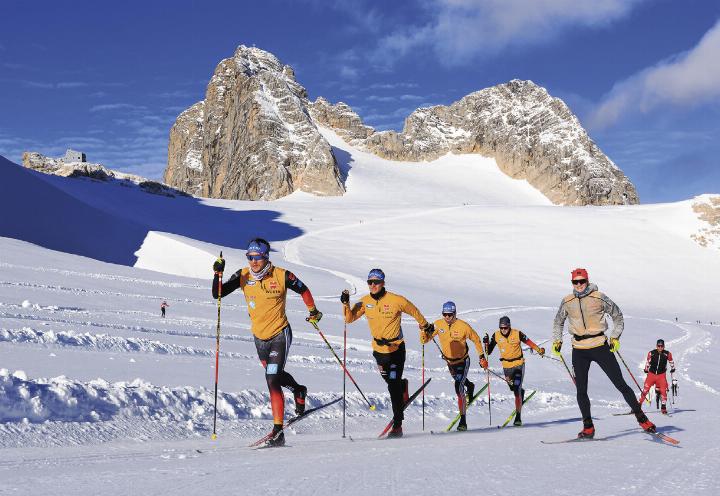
[
  {"xmin": 344, "ymin": 290, "xmax": 428, "ymax": 354},
  {"xmin": 421, "ymin": 318, "xmax": 485, "ymax": 365},
  {"xmin": 486, "ymin": 328, "xmax": 541, "ymax": 369}
]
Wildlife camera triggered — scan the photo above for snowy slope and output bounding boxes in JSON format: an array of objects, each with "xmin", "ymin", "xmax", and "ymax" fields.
[{"xmin": 1, "ymin": 131, "xmax": 719, "ymax": 495}]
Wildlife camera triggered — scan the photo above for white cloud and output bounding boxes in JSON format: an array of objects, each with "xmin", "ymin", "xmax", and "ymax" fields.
[
  {"xmin": 590, "ymin": 19, "xmax": 720, "ymax": 128},
  {"xmin": 339, "ymin": 65, "xmax": 359, "ymax": 79},
  {"xmin": 90, "ymin": 103, "xmax": 147, "ymax": 112},
  {"xmin": 373, "ymin": 0, "xmax": 644, "ymax": 66},
  {"xmin": 56, "ymin": 81, "xmax": 88, "ymax": 89},
  {"xmin": 367, "ymin": 82, "xmax": 418, "ymax": 90}
]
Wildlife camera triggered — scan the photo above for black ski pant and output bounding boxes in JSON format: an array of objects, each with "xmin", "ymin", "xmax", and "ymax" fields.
[
  {"xmin": 255, "ymin": 325, "xmax": 302, "ymax": 424},
  {"xmin": 373, "ymin": 342, "xmax": 406, "ymax": 422},
  {"xmin": 572, "ymin": 343, "xmax": 641, "ymax": 421}
]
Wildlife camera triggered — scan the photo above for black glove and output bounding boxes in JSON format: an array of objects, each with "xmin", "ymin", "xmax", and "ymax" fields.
[
  {"xmin": 670, "ymin": 368, "xmax": 675, "ymax": 374},
  {"xmin": 422, "ymin": 323, "xmax": 434, "ymax": 335},
  {"xmin": 213, "ymin": 257, "xmax": 225, "ymax": 274},
  {"xmin": 308, "ymin": 307, "xmax": 323, "ymax": 323},
  {"xmin": 482, "ymin": 333, "xmax": 489, "ymax": 345},
  {"xmin": 340, "ymin": 290, "xmax": 349, "ymax": 304}
]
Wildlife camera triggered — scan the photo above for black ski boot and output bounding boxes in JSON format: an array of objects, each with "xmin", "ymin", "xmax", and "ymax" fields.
[
  {"xmin": 267, "ymin": 424, "xmax": 285, "ymax": 447},
  {"xmin": 294, "ymin": 385, "xmax": 307, "ymax": 416},
  {"xmin": 661, "ymin": 403, "xmax": 668, "ymax": 415},
  {"xmin": 465, "ymin": 381, "xmax": 475, "ymax": 402},
  {"xmin": 578, "ymin": 418, "xmax": 595, "ymax": 439},
  {"xmin": 457, "ymin": 415, "xmax": 468, "ymax": 431},
  {"xmin": 388, "ymin": 420, "xmax": 403, "ymax": 438},
  {"xmin": 513, "ymin": 411, "xmax": 522, "ymax": 426}
]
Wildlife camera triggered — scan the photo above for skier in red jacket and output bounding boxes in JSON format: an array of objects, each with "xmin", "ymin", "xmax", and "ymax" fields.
[{"xmin": 638, "ymin": 339, "xmax": 675, "ymax": 414}]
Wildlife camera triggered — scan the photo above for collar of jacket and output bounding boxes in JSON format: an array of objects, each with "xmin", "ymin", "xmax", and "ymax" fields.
[
  {"xmin": 574, "ymin": 283, "xmax": 598, "ymax": 299},
  {"xmin": 370, "ymin": 287, "xmax": 387, "ymax": 301}
]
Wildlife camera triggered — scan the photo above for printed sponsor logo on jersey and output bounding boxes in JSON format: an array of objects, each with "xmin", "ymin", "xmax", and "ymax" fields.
[
  {"xmin": 366, "ymin": 304, "xmax": 374, "ymax": 308},
  {"xmin": 288, "ymin": 272, "xmax": 296, "ymax": 281},
  {"xmin": 269, "ymin": 281, "xmax": 278, "ymax": 290},
  {"xmin": 269, "ymin": 351, "xmax": 278, "ymax": 357},
  {"xmin": 246, "ymin": 280, "xmax": 256, "ymax": 286},
  {"xmin": 249, "ymin": 301, "xmax": 256, "ymax": 309}
]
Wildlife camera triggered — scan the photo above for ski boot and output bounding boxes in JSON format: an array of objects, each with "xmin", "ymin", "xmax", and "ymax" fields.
[
  {"xmin": 661, "ymin": 403, "xmax": 668, "ymax": 415},
  {"xmin": 577, "ymin": 418, "xmax": 595, "ymax": 439},
  {"xmin": 388, "ymin": 420, "xmax": 403, "ymax": 438},
  {"xmin": 457, "ymin": 415, "xmax": 467, "ymax": 431},
  {"xmin": 402, "ymin": 379, "xmax": 409, "ymax": 404},
  {"xmin": 513, "ymin": 411, "xmax": 522, "ymax": 426},
  {"xmin": 636, "ymin": 411, "xmax": 656, "ymax": 433},
  {"xmin": 465, "ymin": 381, "xmax": 475, "ymax": 403},
  {"xmin": 294, "ymin": 385, "xmax": 307, "ymax": 416},
  {"xmin": 267, "ymin": 424, "xmax": 285, "ymax": 447}
]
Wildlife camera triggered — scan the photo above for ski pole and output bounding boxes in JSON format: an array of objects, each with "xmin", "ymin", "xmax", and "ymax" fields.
[
  {"xmin": 211, "ymin": 251, "xmax": 223, "ymax": 440},
  {"xmin": 558, "ymin": 353, "xmax": 576, "ymax": 386},
  {"xmin": 422, "ymin": 343, "xmax": 425, "ymax": 431},
  {"xmin": 616, "ymin": 350, "xmax": 650, "ymax": 404},
  {"xmin": 343, "ymin": 322, "xmax": 347, "ymax": 438},
  {"xmin": 306, "ymin": 319, "xmax": 376, "ymax": 410},
  {"xmin": 484, "ymin": 333, "xmax": 491, "ymax": 426}
]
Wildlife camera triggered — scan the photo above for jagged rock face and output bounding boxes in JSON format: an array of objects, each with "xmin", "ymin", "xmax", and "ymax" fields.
[
  {"xmin": 23, "ymin": 152, "xmax": 188, "ymax": 198},
  {"xmin": 164, "ymin": 102, "xmax": 205, "ymax": 196},
  {"xmin": 308, "ymin": 97, "xmax": 374, "ymax": 146},
  {"xmin": 691, "ymin": 196, "xmax": 720, "ymax": 249},
  {"xmin": 356, "ymin": 80, "xmax": 638, "ymax": 206},
  {"xmin": 166, "ymin": 46, "xmax": 344, "ymax": 200}
]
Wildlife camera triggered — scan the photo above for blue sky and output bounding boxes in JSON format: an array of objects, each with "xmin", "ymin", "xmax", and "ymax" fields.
[{"xmin": 1, "ymin": 0, "xmax": 718, "ymax": 203}]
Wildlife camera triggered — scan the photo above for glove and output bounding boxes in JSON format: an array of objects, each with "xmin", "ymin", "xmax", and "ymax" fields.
[
  {"xmin": 479, "ymin": 357, "xmax": 488, "ymax": 369},
  {"xmin": 340, "ymin": 290, "xmax": 349, "ymax": 304},
  {"xmin": 552, "ymin": 341, "xmax": 562, "ymax": 356},
  {"xmin": 482, "ymin": 334, "xmax": 489, "ymax": 345},
  {"xmin": 537, "ymin": 347, "xmax": 545, "ymax": 357},
  {"xmin": 213, "ymin": 257, "xmax": 225, "ymax": 274},
  {"xmin": 670, "ymin": 368, "xmax": 675, "ymax": 374},
  {"xmin": 422, "ymin": 322, "xmax": 434, "ymax": 335},
  {"xmin": 308, "ymin": 307, "xmax": 323, "ymax": 323},
  {"xmin": 644, "ymin": 368, "xmax": 649, "ymax": 374},
  {"xmin": 609, "ymin": 337, "xmax": 620, "ymax": 353}
]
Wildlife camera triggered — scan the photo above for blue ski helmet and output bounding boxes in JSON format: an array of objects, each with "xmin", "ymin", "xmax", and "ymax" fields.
[
  {"xmin": 367, "ymin": 268, "xmax": 385, "ymax": 281},
  {"xmin": 442, "ymin": 301, "xmax": 456, "ymax": 315},
  {"xmin": 246, "ymin": 238, "xmax": 270, "ymax": 258}
]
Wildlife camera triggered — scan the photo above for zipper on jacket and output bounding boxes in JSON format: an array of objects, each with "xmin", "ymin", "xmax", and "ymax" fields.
[{"xmin": 577, "ymin": 297, "xmax": 587, "ymax": 330}]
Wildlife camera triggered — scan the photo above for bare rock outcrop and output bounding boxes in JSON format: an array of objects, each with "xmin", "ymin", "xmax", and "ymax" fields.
[
  {"xmin": 165, "ymin": 46, "xmax": 344, "ymax": 200},
  {"xmin": 691, "ymin": 195, "xmax": 720, "ymax": 249},
  {"xmin": 307, "ymin": 97, "xmax": 374, "ymax": 146},
  {"xmin": 23, "ymin": 152, "xmax": 187, "ymax": 198},
  {"xmin": 354, "ymin": 80, "xmax": 637, "ymax": 205}
]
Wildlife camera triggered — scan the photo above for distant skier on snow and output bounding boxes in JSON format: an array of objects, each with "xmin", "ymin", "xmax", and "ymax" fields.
[
  {"xmin": 552, "ymin": 268, "xmax": 656, "ymax": 438},
  {"xmin": 342, "ymin": 268, "xmax": 431, "ymax": 438},
  {"xmin": 420, "ymin": 301, "xmax": 488, "ymax": 431},
  {"xmin": 160, "ymin": 300, "xmax": 169, "ymax": 318},
  {"xmin": 212, "ymin": 238, "xmax": 322, "ymax": 447},
  {"xmin": 638, "ymin": 339, "xmax": 675, "ymax": 414},
  {"xmin": 485, "ymin": 315, "xmax": 544, "ymax": 426}
]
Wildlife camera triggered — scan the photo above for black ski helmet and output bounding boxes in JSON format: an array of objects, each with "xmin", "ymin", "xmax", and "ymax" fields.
[
  {"xmin": 657, "ymin": 339, "xmax": 665, "ymax": 346},
  {"xmin": 499, "ymin": 316, "xmax": 511, "ymax": 328}
]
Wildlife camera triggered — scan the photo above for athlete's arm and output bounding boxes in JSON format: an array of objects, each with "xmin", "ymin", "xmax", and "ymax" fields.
[
  {"xmin": 344, "ymin": 301, "xmax": 365, "ymax": 323},
  {"xmin": 212, "ymin": 270, "xmax": 242, "ymax": 299},
  {"xmin": 467, "ymin": 326, "xmax": 486, "ymax": 359},
  {"xmin": 285, "ymin": 271, "xmax": 316, "ymax": 310},
  {"xmin": 519, "ymin": 331, "xmax": 542, "ymax": 353}
]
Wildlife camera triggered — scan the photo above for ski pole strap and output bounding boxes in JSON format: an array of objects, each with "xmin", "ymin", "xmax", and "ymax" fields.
[{"xmin": 572, "ymin": 331, "xmax": 606, "ymax": 341}]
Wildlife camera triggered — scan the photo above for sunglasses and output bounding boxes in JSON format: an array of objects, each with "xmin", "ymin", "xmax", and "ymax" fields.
[
  {"xmin": 657, "ymin": 344, "xmax": 665, "ymax": 348},
  {"xmin": 246, "ymin": 254, "xmax": 267, "ymax": 261},
  {"xmin": 571, "ymin": 279, "xmax": 588, "ymax": 285},
  {"xmin": 442, "ymin": 313, "xmax": 455, "ymax": 317},
  {"xmin": 499, "ymin": 326, "xmax": 510, "ymax": 330},
  {"xmin": 367, "ymin": 280, "xmax": 383, "ymax": 286}
]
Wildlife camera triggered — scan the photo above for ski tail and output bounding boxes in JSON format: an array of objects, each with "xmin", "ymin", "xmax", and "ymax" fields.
[
  {"xmin": 378, "ymin": 378, "xmax": 432, "ymax": 438},
  {"xmin": 249, "ymin": 397, "xmax": 342, "ymax": 447},
  {"xmin": 445, "ymin": 382, "xmax": 489, "ymax": 432}
]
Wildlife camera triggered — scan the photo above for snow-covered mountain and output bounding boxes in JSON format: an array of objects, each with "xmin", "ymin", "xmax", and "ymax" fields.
[
  {"xmin": 0, "ymin": 126, "xmax": 719, "ymax": 495},
  {"xmin": 167, "ymin": 45, "xmax": 637, "ymax": 206}
]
